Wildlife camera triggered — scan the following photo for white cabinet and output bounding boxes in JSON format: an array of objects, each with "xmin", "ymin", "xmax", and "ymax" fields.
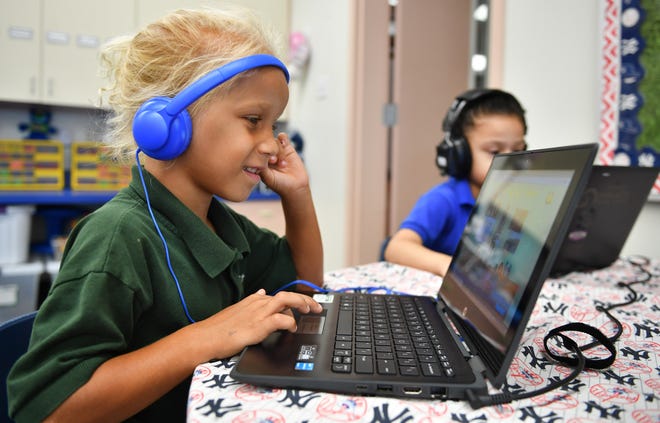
[
  {"xmin": 41, "ymin": 0, "xmax": 136, "ymax": 107},
  {"xmin": 0, "ymin": 0, "xmax": 136, "ymax": 107},
  {"xmin": 0, "ymin": 0, "xmax": 288, "ymax": 108},
  {"xmin": 0, "ymin": 0, "xmax": 42, "ymax": 103}
]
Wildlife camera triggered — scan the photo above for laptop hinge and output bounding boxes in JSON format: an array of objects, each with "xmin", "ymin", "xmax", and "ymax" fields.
[
  {"xmin": 442, "ymin": 307, "xmax": 490, "ymax": 381},
  {"xmin": 436, "ymin": 301, "xmax": 474, "ymax": 359}
]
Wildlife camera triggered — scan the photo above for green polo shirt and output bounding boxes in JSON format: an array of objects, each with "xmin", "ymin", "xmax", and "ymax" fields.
[{"xmin": 8, "ymin": 166, "xmax": 297, "ymax": 423}]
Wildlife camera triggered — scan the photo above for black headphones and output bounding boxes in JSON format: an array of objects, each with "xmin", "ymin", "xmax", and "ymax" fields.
[
  {"xmin": 435, "ymin": 89, "xmax": 496, "ymax": 178},
  {"xmin": 132, "ymin": 54, "xmax": 289, "ymax": 160}
]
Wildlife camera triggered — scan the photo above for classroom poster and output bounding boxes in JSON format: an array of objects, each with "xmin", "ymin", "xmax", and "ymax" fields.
[{"xmin": 601, "ymin": 0, "xmax": 660, "ymax": 198}]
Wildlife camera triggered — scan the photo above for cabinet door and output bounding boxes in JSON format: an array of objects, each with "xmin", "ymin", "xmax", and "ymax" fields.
[
  {"xmin": 0, "ymin": 0, "xmax": 42, "ymax": 103},
  {"xmin": 42, "ymin": 0, "xmax": 136, "ymax": 107}
]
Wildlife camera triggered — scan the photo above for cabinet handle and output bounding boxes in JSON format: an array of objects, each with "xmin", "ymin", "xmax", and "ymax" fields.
[
  {"xmin": 47, "ymin": 79, "xmax": 54, "ymax": 97},
  {"xmin": 30, "ymin": 76, "xmax": 37, "ymax": 96}
]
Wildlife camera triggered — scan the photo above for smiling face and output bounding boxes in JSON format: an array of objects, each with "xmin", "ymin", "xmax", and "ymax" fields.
[{"xmin": 174, "ymin": 66, "xmax": 289, "ymax": 204}]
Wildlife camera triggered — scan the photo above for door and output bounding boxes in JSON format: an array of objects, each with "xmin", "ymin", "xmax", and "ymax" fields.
[{"xmin": 347, "ymin": 0, "xmax": 471, "ymax": 265}]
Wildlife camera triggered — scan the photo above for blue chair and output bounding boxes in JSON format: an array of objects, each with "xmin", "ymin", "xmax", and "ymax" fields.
[{"xmin": 1, "ymin": 311, "xmax": 37, "ymax": 423}]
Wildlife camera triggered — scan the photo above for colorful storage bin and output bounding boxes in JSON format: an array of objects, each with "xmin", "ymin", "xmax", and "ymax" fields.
[
  {"xmin": 70, "ymin": 141, "xmax": 131, "ymax": 191},
  {"xmin": 0, "ymin": 139, "xmax": 64, "ymax": 190}
]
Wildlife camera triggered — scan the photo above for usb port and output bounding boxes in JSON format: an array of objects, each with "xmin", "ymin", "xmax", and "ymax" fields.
[{"xmin": 376, "ymin": 384, "xmax": 393, "ymax": 392}]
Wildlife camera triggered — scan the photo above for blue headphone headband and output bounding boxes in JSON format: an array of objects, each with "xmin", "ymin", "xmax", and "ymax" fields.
[{"xmin": 133, "ymin": 54, "xmax": 289, "ymax": 160}]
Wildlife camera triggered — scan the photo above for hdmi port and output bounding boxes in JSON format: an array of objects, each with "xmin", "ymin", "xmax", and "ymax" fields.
[{"xmin": 403, "ymin": 386, "xmax": 423, "ymax": 395}]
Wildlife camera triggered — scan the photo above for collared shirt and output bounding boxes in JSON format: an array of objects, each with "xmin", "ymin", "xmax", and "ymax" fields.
[
  {"xmin": 8, "ymin": 166, "xmax": 296, "ymax": 423},
  {"xmin": 399, "ymin": 177, "xmax": 475, "ymax": 255}
]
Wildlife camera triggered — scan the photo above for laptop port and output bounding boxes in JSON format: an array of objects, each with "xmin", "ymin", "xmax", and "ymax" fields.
[
  {"xmin": 376, "ymin": 384, "xmax": 393, "ymax": 393},
  {"xmin": 403, "ymin": 386, "xmax": 423, "ymax": 395},
  {"xmin": 430, "ymin": 387, "xmax": 447, "ymax": 399},
  {"xmin": 355, "ymin": 384, "xmax": 368, "ymax": 391}
]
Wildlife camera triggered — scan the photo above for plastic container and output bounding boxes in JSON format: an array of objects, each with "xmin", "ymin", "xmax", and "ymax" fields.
[
  {"xmin": 0, "ymin": 261, "xmax": 43, "ymax": 323},
  {"xmin": 0, "ymin": 205, "xmax": 35, "ymax": 265},
  {"xmin": 0, "ymin": 139, "xmax": 64, "ymax": 190},
  {"xmin": 70, "ymin": 141, "xmax": 131, "ymax": 190}
]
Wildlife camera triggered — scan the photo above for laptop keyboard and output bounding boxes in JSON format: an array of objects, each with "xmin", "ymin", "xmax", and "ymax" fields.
[{"xmin": 331, "ymin": 294, "xmax": 456, "ymax": 377}]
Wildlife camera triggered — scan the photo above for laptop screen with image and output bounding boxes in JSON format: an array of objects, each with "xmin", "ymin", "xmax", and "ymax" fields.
[{"xmin": 439, "ymin": 144, "xmax": 597, "ymax": 387}]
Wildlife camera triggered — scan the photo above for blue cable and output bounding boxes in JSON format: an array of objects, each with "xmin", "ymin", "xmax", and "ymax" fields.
[
  {"xmin": 137, "ymin": 149, "xmax": 411, "ymax": 321},
  {"xmin": 270, "ymin": 279, "xmax": 329, "ymax": 294},
  {"xmin": 136, "ymin": 149, "xmax": 196, "ymax": 324},
  {"xmin": 270, "ymin": 280, "xmax": 411, "ymax": 296}
]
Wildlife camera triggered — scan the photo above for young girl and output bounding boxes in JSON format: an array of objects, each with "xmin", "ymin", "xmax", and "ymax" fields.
[
  {"xmin": 384, "ymin": 89, "xmax": 527, "ymax": 277},
  {"xmin": 8, "ymin": 7, "xmax": 323, "ymax": 422}
]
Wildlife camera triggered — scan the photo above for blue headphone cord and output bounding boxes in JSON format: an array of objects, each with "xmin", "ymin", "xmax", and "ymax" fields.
[
  {"xmin": 136, "ymin": 149, "xmax": 196, "ymax": 323},
  {"xmin": 271, "ymin": 279, "xmax": 412, "ymax": 296},
  {"xmin": 136, "ymin": 149, "xmax": 411, "ymax": 322}
]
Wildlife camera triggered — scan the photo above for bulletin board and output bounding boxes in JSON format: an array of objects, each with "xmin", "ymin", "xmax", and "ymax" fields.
[{"xmin": 600, "ymin": 0, "xmax": 660, "ymax": 199}]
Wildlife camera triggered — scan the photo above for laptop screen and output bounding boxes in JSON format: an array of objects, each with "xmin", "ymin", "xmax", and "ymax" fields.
[
  {"xmin": 551, "ymin": 165, "xmax": 660, "ymax": 275},
  {"xmin": 439, "ymin": 144, "xmax": 597, "ymax": 386}
]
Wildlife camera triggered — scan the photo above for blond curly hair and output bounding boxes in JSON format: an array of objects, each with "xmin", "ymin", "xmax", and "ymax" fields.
[{"xmin": 99, "ymin": 7, "xmax": 283, "ymax": 163}]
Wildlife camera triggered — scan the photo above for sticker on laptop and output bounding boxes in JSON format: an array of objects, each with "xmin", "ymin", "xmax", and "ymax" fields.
[
  {"xmin": 297, "ymin": 345, "xmax": 317, "ymax": 362},
  {"xmin": 313, "ymin": 294, "xmax": 335, "ymax": 303},
  {"xmin": 294, "ymin": 362, "xmax": 314, "ymax": 371}
]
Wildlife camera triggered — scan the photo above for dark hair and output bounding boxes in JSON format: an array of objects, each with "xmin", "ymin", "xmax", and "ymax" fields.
[{"xmin": 452, "ymin": 89, "xmax": 527, "ymax": 140}]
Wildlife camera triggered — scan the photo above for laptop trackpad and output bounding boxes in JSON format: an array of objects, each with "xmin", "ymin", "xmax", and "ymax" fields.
[{"xmin": 298, "ymin": 315, "xmax": 326, "ymax": 334}]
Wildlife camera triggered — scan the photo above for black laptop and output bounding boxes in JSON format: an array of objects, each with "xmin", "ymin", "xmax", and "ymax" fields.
[
  {"xmin": 551, "ymin": 165, "xmax": 659, "ymax": 277},
  {"xmin": 231, "ymin": 143, "xmax": 598, "ymax": 401}
]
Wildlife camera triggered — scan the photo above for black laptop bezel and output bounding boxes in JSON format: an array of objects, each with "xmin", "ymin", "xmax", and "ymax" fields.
[{"xmin": 439, "ymin": 143, "xmax": 598, "ymax": 388}]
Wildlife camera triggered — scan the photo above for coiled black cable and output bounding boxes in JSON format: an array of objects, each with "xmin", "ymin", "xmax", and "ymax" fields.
[{"xmin": 467, "ymin": 256, "xmax": 653, "ymax": 409}]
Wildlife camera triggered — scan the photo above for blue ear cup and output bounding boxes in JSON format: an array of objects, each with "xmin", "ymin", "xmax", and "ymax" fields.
[
  {"xmin": 132, "ymin": 54, "xmax": 290, "ymax": 161},
  {"xmin": 133, "ymin": 97, "xmax": 193, "ymax": 160}
]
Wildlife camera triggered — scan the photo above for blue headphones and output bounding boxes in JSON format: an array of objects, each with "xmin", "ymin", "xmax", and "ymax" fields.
[
  {"xmin": 133, "ymin": 54, "xmax": 289, "ymax": 323},
  {"xmin": 132, "ymin": 54, "xmax": 290, "ymax": 160}
]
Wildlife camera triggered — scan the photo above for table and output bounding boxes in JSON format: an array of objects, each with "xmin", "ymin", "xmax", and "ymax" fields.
[{"xmin": 187, "ymin": 258, "xmax": 660, "ymax": 422}]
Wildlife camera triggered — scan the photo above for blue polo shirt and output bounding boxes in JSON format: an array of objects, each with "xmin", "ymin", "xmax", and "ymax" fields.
[{"xmin": 399, "ymin": 177, "xmax": 475, "ymax": 254}]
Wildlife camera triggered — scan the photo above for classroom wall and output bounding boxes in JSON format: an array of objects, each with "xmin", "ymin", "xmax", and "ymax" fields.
[
  {"xmin": 288, "ymin": 0, "xmax": 352, "ymax": 272},
  {"xmin": 2, "ymin": 0, "xmax": 656, "ymax": 271},
  {"xmin": 0, "ymin": 0, "xmax": 355, "ymax": 273},
  {"xmin": 498, "ymin": 0, "xmax": 659, "ymax": 259},
  {"xmin": 297, "ymin": 0, "xmax": 660, "ymax": 269}
]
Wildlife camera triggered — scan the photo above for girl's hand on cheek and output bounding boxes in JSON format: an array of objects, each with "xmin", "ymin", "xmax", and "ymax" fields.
[{"xmin": 260, "ymin": 133, "xmax": 309, "ymax": 196}]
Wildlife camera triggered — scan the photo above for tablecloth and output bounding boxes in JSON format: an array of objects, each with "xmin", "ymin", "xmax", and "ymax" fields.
[{"xmin": 188, "ymin": 257, "xmax": 660, "ymax": 422}]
